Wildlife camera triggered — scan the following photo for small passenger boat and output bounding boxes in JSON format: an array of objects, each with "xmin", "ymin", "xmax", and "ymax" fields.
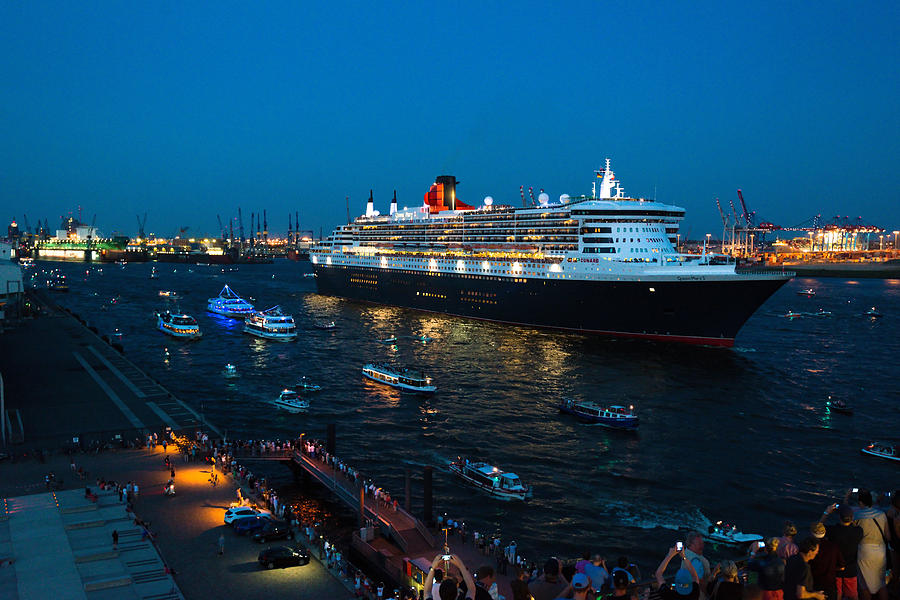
[
  {"xmin": 706, "ymin": 521, "xmax": 763, "ymax": 546},
  {"xmin": 303, "ymin": 273, "xmax": 316, "ymax": 278},
  {"xmin": 295, "ymin": 376, "xmax": 322, "ymax": 392},
  {"xmin": 861, "ymin": 442, "xmax": 898, "ymax": 462},
  {"xmin": 797, "ymin": 288, "xmax": 816, "ymax": 297},
  {"xmin": 558, "ymin": 399, "xmax": 639, "ymax": 429},
  {"xmin": 827, "ymin": 396, "xmax": 853, "ymax": 415},
  {"xmin": 273, "ymin": 389, "xmax": 309, "ymax": 413},
  {"xmin": 157, "ymin": 311, "xmax": 202, "ymax": 339},
  {"xmin": 207, "ymin": 285, "xmax": 255, "ymax": 318},
  {"xmin": 783, "ymin": 310, "xmax": 803, "ymax": 319},
  {"xmin": 864, "ymin": 307, "xmax": 882, "ymax": 318},
  {"xmin": 158, "ymin": 290, "xmax": 179, "ymax": 299},
  {"xmin": 223, "ymin": 364, "xmax": 239, "ymax": 379},
  {"xmin": 243, "ymin": 306, "xmax": 298, "ymax": 341},
  {"xmin": 19, "ymin": 257, "xmax": 34, "ymax": 268},
  {"xmin": 150, "ymin": 266, "xmax": 159, "ymax": 280},
  {"xmin": 810, "ymin": 309, "xmax": 832, "ymax": 317},
  {"xmin": 362, "ymin": 363, "xmax": 436, "ymax": 393},
  {"xmin": 449, "ymin": 458, "xmax": 531, "ymax": 501},
  {"xmin": 314, "ymin": 321, "xmax": 336, "ymax": 330},
  {"xmin": 380, "ymin": 336, "xmax": 399, "ymax": 344}
]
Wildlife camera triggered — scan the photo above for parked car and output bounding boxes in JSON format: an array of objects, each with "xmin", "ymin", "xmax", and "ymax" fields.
[
  {"xmin": 224, "ymin": 506, "xmax": 271, "ymax": 525},
  {"xmin": 233, "ymin": 515, "xmax": 273, "ymax": 535},
  {"xmin": 252, "ymin": 520, "xmax": 295, "ymax": 543},
  {"xmin": 258, "ymin": 546, "xmax": 310, "ymax": 569}
]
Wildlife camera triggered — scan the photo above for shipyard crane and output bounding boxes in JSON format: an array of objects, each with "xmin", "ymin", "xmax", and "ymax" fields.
[
  {"xmin": 217, "ymin": 215, "xmax": 225, "ymax": 240},
  {"xmin": 136, "ymin": 213, "xmax": 147, "ymax": 238},
  {"xmin": 714, "ymin": 199, "xmax": 730, "ymax": 253},
  {"xmin": 22, "ymin": 214, "xmax": 32, "ymax": 235},
  {"xmin": 87, "ymin": 214, "xmax": 97, "ymax": 241},
  {"xmin": 737, "ymin": 190, "xmax": 753, "ymax": 227},
  {"xmin": 238, "ymin": 208, "xmax": 245, "ymax": 245}
]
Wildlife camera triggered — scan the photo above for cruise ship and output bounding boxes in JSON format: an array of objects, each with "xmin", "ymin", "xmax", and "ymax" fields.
[{"xmin": 310, "ymin": 161, "xmax": 791, "ymax": 346}]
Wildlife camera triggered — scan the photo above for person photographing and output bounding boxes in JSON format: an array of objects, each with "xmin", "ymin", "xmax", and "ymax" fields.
[{"xmin": 424, "ymin": 553, "xmax": 478, "ymax": 600}]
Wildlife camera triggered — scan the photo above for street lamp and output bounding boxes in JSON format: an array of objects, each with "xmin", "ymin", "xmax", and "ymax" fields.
[
  {"xmin": 704, "ymin": 233, "xmax": 711, "ymax": 261},
  {"xmin": 880, "ymin": 235, "xmax": 884, "ymax": 251},
  {"xmin": 893, "ymin": 231, "xmax": 899, "ymax": 251}
]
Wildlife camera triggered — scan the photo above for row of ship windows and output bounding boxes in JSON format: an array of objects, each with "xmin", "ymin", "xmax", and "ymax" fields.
[{"xmin": 572, "ymin": 210, "xmax": 685, "ymax": 217}]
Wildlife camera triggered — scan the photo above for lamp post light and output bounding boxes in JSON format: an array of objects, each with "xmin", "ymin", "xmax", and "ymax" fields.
[
  {"xmin": 704, "ymin": 233, "xmax": 711, "ymax": 261},
  {"xmin": 880, "ymin": 235, "xmax": 884, "ymax": 251},
  {"xmin": 893, "ymin": 231, "xmax": 899, "ymax": 252}
]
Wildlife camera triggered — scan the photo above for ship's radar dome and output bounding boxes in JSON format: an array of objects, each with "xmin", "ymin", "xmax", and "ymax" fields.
[
  {"xmin": 483, "ymin": 196, "xmax": 494, "ymax": 206},
  {"xmin": 538, "ymin": 192, "xmax": 550, "ymax": 204},
  {"xmin": 559, "ymin": 194, "xmax": 571, "ymax": 203}
]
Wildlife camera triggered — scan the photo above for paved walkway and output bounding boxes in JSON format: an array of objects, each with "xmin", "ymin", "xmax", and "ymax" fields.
[
  {"xmin": 1, "ymin": 292, "xmax": 215, "ymax": 448},
  {"xmin": 0, "ymin": 448, "xmax": 353, "ymax": 600}
]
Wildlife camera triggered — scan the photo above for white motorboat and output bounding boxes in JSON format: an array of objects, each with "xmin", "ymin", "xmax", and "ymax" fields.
[
  {"xmin": 449, "ymin": 458, "xmax": 531, "ymax": 501},
  {"xmin": 380, "ymin": 336, "xmax": 399, "ymax": 344},
  {"xmin": 157, "ymin": 311, "xmax": 202, "ymax": 339},
  {"xmin": 864, "ymin": 307, "xmax": 883, "ymax": 318},
  {"xmin": 861, "ymin": 442, "xmax": 899, "ymax": 462},
  {"xmin": 207, "ymin": 285, "xmax": 255, "ymax": 318},
  {"xmin": 243, "ymin": 306, "xmax": 298, "ymax": 341},
  {"xmin": 295, "ymin": 376, "xmax": 322, "ymax": 392},
  {"xmin": 19, "ymin": 257, "xmax": 34, "ymax": 268},
  {"xmin": 303, "ymin": 273, "xmax": 316, "ymax": 278},
  {"xmin": 223, "ymin": 364, "xmax": 239, "ymax": 379},
  {"xmin": 362, "ymin": 363, "xmax": 435, "ymax": 393},
  {"xmin": 158, "ymin": 290, "xmax": 179, "ymax": 299},
  {"xmin": 314, "ymin": 321, "xmax": 336, "ymax": 330},
  {"xmin": 797, "ymin": 288, "xmax": 816, "ymax": 297},
  {"xmin": 558, "ymin": 399, "xmax": 639, "ymax": 429},
  {"xmin": 706, "ymin": 521, "xmax": 763, "ymax": 546},
  {"xmin": 274, "ymin": 389, "xmax": 309, "ymax": 413}
]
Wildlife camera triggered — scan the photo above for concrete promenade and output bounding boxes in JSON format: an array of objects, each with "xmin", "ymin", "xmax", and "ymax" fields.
[
  {"xmin": 1, "ymin": 290, "xmax": 217, "ymax": 449},
  {"xmin": 0, "ymin": 447, "xmax": 353, "ymax": 599}
]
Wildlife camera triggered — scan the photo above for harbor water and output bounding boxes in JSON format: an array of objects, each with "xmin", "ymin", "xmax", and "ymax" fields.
[{"xmin": 35, "ymin": 260, "xmax": 900, "ymax": 568}]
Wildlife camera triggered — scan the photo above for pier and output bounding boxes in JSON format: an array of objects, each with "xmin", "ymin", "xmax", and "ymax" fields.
[{"xmin": 233, "ymin": 445, "xmax": 435, "ymax": 555}]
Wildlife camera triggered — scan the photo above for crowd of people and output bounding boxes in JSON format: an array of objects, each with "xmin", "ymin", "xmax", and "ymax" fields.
[{"xmin": 159, "ymin": 432, "xmax": 900, "ymax": 600}]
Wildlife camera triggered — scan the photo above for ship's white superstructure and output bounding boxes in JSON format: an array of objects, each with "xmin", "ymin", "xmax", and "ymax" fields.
[{"xmin": 309, "ymin": 160, "xmax": 791, "ymax": 346}]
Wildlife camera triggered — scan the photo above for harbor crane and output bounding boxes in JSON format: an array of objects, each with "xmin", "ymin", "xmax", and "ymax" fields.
[
  {"xmin": 217, "ymin": 215, "xmax": 225, "ymax": 240},
  {"xmin": 136, "ymin": 213, "xmax": 147, "ymax": 238},
  {"xmin": 22, "ymin": 214, "xmax": 32, "ymax": 235},
  {"xmin": 238, "ymin": 207, "xmax": 245, "ymax": 245}
]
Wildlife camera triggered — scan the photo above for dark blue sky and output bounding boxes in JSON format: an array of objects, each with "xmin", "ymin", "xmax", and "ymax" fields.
[{"xmin": 2, "ymin": 2, "xmax": 898, "ymax": 239}]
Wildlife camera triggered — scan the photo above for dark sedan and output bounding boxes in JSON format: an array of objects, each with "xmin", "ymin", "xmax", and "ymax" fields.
[
  {"xmin": 252, "ymin": 520, "xmax": 295, "ymax": 543},
  {"xmin": 258, "ymin": 546, "xmax": 310, "ymax": 569},
  {"xmin": 233, "ymin": 515, "xmax": 272, "ymax": 535}
]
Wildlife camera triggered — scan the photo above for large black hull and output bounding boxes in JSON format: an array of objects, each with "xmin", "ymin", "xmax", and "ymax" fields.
[{"xmin": 312, "ymin": 265, "xmax": 789, "ymax": 346}]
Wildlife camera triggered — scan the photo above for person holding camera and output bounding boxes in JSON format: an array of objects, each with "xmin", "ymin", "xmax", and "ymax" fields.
[{"xmin": 424, "ymin": 553, "xmax": 478, "ymax": 600}]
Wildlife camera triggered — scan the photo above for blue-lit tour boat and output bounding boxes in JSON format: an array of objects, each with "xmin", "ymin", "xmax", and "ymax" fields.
[
  {"xmin": 559, "ymin": 399, "xmax": 639, "ymax": 429},
  {"xmin": 207, "ymin": 285, "xmax": 255, "ymax": 318}
]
